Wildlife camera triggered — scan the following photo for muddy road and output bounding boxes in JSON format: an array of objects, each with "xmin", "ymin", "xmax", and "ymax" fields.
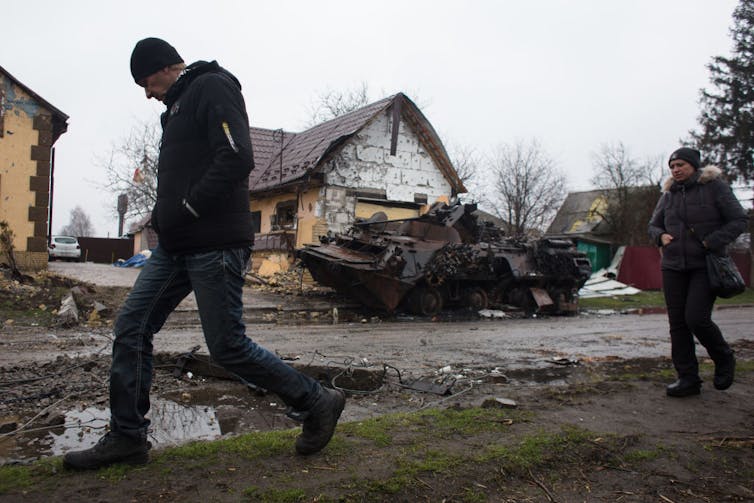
[
  {"xmin": 4, "ymin": 307, "xmax": 752, "ymax": 374},
  {"xmin": 2, "ymin": 310, "xmax": 754, "ymax": 501},
  {"xmin": 2, "ymin": 263, "xmax": 754, "ymax": 500}
]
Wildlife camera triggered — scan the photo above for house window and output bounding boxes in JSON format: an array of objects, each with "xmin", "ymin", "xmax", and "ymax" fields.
[
  {"xmin": 251, "ymin": 211, "xmax": 261, "ymax": 233},
  {"xmin": 272, "ymin": 200, "xmax": 297, "ymax": 230}
]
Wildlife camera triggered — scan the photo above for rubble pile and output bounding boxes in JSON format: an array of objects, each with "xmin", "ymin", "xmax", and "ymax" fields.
[
  {"xmin": 246, "ymin": 263, "xmax": 336, "ymax": 297},
  {"xmin": 0, "ymin": 269, "xmax": 125, "ymax": 329}
]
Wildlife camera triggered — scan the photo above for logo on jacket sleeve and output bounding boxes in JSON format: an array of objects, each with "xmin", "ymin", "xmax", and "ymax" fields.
[{"xmin": 222, "ymin": 121, "xmax": 239, "ymax": 153}]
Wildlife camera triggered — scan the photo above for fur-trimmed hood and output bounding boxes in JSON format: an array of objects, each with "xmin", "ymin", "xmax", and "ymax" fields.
[{"xmin": 662, "ymin": 165, "xmax": 722, "ymax": 192}]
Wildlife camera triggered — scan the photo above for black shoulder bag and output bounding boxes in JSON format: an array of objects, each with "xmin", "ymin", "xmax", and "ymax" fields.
[{"xmin": 679, "ymin": 216, "xmax": 746, "ymax": 298}]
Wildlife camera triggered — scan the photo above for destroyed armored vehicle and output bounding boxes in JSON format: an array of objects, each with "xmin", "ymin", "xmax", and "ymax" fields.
[{"xmin": 298, "ymin": 201, "xmax": 592, "ymax": 316}]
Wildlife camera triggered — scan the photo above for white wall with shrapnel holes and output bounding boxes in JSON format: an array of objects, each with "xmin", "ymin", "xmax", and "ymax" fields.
[{"xmin": 318, "ymin": 111, "xmax": 451, "ymax": 233}]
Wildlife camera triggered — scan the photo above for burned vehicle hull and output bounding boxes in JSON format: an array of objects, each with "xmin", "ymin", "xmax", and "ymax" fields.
[{"xmin": 299, "ymin": 202, "xmax": 592, "ymax": 316}]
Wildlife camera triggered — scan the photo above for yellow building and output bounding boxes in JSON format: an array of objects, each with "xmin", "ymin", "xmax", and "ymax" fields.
[
  {"xmin": 248, "ymin": 93, "xmax": 465, "ymax": 272},
  {"xmin": 0, "ymin": 65, "xmax": 68, "ymax": 270}
]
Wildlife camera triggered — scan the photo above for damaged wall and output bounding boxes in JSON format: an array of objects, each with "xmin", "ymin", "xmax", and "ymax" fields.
[
  {"xmin": 0, "ymin": 74, "xmax": 54, "ymax": 269},
  {"xmin": 319, "ymin": 111, "xmax": 452, "ymax": 235},
  {"xmin": 250, "ymin": 107, "xmax": 456, "ymax": 251},
  {"xmin": 251, "ymin": 190, "xmax": 325, "ymax": 249}
]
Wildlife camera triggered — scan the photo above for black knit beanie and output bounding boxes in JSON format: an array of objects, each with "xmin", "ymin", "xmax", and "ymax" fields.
[
  {"xmin": 130, "ymin": 38, "xmax": 183, "ymax": 83},
  {"xmin": 668, "ymin": 147, "xmax": 701, "ymax": 170}
]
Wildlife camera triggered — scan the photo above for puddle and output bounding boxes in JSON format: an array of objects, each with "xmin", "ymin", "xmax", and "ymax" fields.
[
  {"xmin": 1, "ymin": 398, "xmax": 225, "ymax": 464},
  {"xmin": 1, "ymin": 363, "xmax": 431, "ymax": 464},
  {"xmin": 0, "ymin": 366, "xmax": 382, "ymax": 464},
  {"xmin": 48, "ymin": 399, "xmax": 222, "ymax": 456}
]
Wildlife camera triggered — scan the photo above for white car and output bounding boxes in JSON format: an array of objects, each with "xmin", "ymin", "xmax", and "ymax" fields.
[{"xmin": 48, "ymin": 235, "xmax": 82, "ymax": 261}]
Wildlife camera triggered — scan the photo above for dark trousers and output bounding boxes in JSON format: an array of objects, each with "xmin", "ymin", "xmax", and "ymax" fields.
[
  {"xmin": 662, "ymin": 268, "xmax": 732, "ymax": 380},
  {"xmin": 109, "ymin": 245, "xmax": 321, "ymax": 440}
]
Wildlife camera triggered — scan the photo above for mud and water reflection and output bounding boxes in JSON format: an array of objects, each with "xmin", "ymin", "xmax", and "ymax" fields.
[
  {"xmin": 48, "ymin": 399, "xmax": 222, "ymax": 456},
  {"xmin": 0, "ymin": 384, "xmax": 299, "ymax": 464},
  {"xmin": 0, "ymin": 361, "xmax": 593, "ymax": 464}
]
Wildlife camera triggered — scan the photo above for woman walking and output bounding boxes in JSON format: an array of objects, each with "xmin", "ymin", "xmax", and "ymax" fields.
[{"xmin": 648, "ymin": 147, "xmax": 748, "ymax": 397}]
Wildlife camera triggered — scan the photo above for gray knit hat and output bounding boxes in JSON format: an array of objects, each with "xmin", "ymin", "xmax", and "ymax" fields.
[{"xmin": 668, "ymin": 147, "xmax": 701, "ymax": 170}]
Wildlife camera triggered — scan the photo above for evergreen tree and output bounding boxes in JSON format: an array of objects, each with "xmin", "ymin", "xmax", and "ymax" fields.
[{"xmin": 690, "ymin": 0, "xmax": 754, "ymax": 183}]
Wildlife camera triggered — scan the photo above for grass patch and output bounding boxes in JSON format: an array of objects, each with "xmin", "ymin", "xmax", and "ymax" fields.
[
  {"xmin": 579, "ymin": 287, "xmax": 754, "ymax": 311},
  {"xmin": 367, "ymin": 449, "xmax": 464, "ymax": 495},
  {"xmin": 480, "ymin": 425, "xmax": 595, "ymax": 472},
  {"xmin": 339, "ymin": 413, "xmax": 407, "ymax": 447},
  {"xmin": 414, "ymin": 407, "xmax": 530, "ymax": 436},
  {"xmin": 364, "ymin": 425, "xmax": 602, "ymax": 498},
  {"xmin": 731, "ymin": 359, "xmax": 754, "ymax": 373},
  {"xmin": 0, "ymin": 300, "xmax": 58, "ymax": 325},
  {"xmin": 242, "ymin": 485, "xmax": 307, "ymax": 502},
  {"xmin": 0, "ymin": 458, "xmax": 60, "ymax": 495},
  {"xmin": 155, "ymin": 428, "xmax": 297, "ymax": 465},
  {"xmin": 623, "ymin": 448, "xmax": 663, "ymax": 463},
  {"xmin": 340, "ymin": 406, "xmax": 529, "ymax": 450},
  {"xmin": 0, "ymin": 405, "xmax": 723, "ymax": 501},
  {"xmin": 0, "ymin": 465, "xmax": 34, "ymax": 494}
]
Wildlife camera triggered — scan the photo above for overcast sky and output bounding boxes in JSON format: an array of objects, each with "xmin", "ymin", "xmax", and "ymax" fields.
[{"xmin": 2, "ymin": 0, "xmax": 740, "ymax": 236}]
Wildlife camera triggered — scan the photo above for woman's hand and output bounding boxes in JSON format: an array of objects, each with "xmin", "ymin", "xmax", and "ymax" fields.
[{"xmin": 660, "ymin": 233, "xmax": 674, "ymax": 246}]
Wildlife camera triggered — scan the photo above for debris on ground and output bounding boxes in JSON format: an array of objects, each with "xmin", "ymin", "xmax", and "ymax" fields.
[
  {"xmin": 113, "ymin": 250, "xmax": 151, "ymax": 268},
  {"xmin": 56, "ymin": 291, "xmax": 79, "ymax": 327},
  {"xmin": 0, "ymin": 270, "xmax": 126, "ymax": 329},
  {"xmin": 481, "ymin": 397, "xmax": 518, "ymax": 409}
]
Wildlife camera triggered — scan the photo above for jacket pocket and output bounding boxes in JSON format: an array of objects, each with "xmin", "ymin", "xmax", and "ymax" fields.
[{"xmin": 155, "ymin": 198, "xmax": 195, "ymax": 232}]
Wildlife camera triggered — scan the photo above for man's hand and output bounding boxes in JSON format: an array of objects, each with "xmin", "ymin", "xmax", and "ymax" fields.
[{"xmin": 660, "ymin": 233, "xmax": 674, "ymax": 246}]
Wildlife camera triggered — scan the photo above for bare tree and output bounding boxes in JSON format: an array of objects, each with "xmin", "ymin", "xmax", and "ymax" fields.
[
  {"xmin": 590, "ymin": 142, "xmax": 663, "ymax": 189},
  {"xmin": 590, "ymin": 142, "xmax": 663, "ymax": 245},
  {"xmin": 59, "ymin": 206, "xmax": 95, "ymax": 237},
  {"xmin": 486, "ymin": 139, "xmax": 567, "ymax": 235},
  {"xmin": 98, "ymin": 120, "xmax": 160, "ymax": 223},
  {"xmin": 447, "ymin": 142, "xmax": 491, "ymax": 208},
  {"xmin": 306, "ymin": 82, "xmax": 371, "ymax": 126},
  {"xmin": 447, "ymin": 142, "xmax": 481, "ymax": 188}
]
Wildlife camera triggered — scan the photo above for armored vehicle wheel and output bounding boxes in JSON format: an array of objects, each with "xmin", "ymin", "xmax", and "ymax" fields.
[
  {"xmin": 408, "ymin": 286, "xmax": 443, "ymax": 316},
  {"xmin": 464, "ymin": 287, "xmax": 488, "ymax": 311}
]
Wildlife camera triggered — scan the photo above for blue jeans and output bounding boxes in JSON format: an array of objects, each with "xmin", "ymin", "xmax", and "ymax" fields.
[{"xmin": 109, "ymin": 244, "xmax": 321, "ymax": 440}]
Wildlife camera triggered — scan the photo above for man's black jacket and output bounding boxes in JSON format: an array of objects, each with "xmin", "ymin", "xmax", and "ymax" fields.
[{"xmin": 152, "ymin": 60, "xmax": 254, "ymax": 254}]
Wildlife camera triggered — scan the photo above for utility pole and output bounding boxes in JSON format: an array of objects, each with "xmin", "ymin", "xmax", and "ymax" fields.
[{"xmin": 117, "ymin": 194, "xmax": 128, "ymax": 237}]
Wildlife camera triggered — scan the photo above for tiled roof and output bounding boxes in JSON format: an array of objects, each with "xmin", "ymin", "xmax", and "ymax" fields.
[
  {"xmin": 546, "ymin": 189, "xmax": 606, "ymax": 236},
  {"xmin": 248, "ymin": 93, "xmax": 465, "ymax": 194}
]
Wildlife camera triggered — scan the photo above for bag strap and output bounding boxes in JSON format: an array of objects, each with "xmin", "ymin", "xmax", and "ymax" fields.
[{"xmin": 677, "ymin": 212, "xmax": 706, "ymax": 248}]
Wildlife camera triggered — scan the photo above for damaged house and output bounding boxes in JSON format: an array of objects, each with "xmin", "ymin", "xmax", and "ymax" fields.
[
  {"xmin": 248, "ymin": 93, "xmax": 466, "ymax": 271},
  {"xmin": 546, "ymin": 189, "xmax": 615, "ymax": 272},
  {"xmin": 546, "ymin": 186, "xmax": 661, "ymax": 271},
  {"xmin": 0, "ymin": 66, "xmax": 68, "ymax": 270}
]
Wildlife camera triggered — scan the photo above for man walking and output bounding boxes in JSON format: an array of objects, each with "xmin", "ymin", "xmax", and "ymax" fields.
[{"xmin": 63, "ymin": 38, "xmax": 345, "ymax": 470}]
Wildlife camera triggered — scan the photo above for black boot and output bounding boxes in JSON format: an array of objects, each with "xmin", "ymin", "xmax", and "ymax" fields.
[
  {"xmin": 294, "ymin": 387, "xmax": 346, "ymax": 455},
  {"xmin": 713, "ymin": 353, "xmax": 735, "ymax": 390},
  {"xmin": 666, "ymin": 378, "xmax": 701, "ymax": 397},
  {"xmin": 63, "ymin": 431, "xmax": 151, "ymax": 470}
]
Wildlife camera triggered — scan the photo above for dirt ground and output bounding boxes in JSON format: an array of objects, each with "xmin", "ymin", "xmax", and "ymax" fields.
[{"xmin": 1, "ymin": 266, "xmax": 753, "ymax": 501}]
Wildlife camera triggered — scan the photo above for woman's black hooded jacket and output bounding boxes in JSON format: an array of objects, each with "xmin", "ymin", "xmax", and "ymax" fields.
[
  {"xmin": 648, "ymin": 165, "xmax": 747, "ymax": 271},
  {"xmin": 151, "ymin": 60, "xmax": 254, "ymax": 254}
]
